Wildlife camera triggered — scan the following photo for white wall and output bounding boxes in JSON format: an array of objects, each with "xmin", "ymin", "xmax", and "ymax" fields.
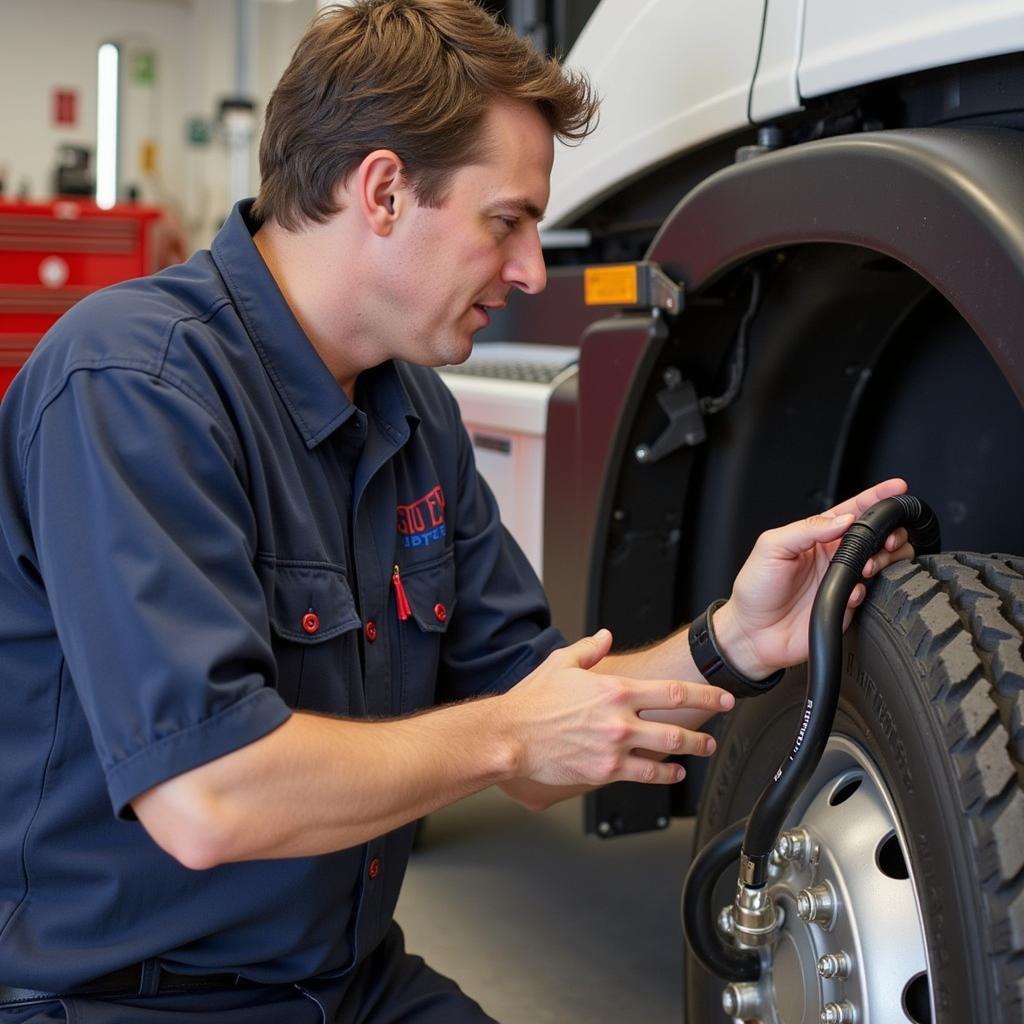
[{"xmin": 0, "ymin": 0, "xmax": 318, "ymax": 249}]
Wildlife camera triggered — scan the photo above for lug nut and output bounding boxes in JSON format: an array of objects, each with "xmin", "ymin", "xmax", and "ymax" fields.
[
  {"xmin": 774, "ymin": 827, "xmax": 814, "ymax": 866},
  {"xmin": 821, "ymin": 1001, "xmax": 856, "ymax": 1023},
  {"xmin": 797, "ymin": 882, "xmax": 837, "ymax": 928},
  {"xmin": 722, "ymin": 982, "xmax": 764, "ymax": 1019},
  {"xmin": 817, "ymin": 951, "xmax": 852, "ymax": 979},
  {"xmin": 774, "ymin": 827, "xmax": 815, "ymax": 868}
]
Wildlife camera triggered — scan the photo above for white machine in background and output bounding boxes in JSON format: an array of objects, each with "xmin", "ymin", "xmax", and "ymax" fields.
[{"xmin": 438, "ymin": 342, "xmax": 578, "ymax": 581}]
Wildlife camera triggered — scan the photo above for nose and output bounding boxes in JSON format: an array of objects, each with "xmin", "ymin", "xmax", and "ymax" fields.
[{"xmin": 502, "ymin": 226, "xmax": 547, "ymax": 295}]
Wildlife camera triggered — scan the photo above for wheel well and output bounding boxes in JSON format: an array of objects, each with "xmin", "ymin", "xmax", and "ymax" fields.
[
  {"xmin": 676, "ymin": 244, "xmax": 1024, "ymax": 615},
  {"xmin": 572, "ymin": 128, "xmax": 1024, "ymax": 648},
  {"xmin": 594, "ymin": 242, "xmax": 1024, "ymax": 640}
]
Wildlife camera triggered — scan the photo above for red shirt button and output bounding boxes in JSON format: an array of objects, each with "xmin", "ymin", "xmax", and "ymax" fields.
[
  {"xmin": 433, "ymin": 603, "xmax": 447, "ymax": 623},
  {"xmin": 302, "ymin": 612, "xmax": 320, "ymax": 635},
  {"xmin": 368, "ymin": 857, "xmax": 382, "ymax": 880},
  {"xmin": 364, "ymin": 620, "xmax": 378, "ymax": 642}
]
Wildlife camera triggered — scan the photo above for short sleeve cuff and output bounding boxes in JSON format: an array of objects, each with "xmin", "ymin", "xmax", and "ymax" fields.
[{"xmin": 106, "ymin": 686, "xmax": 292, "ymax": 819}]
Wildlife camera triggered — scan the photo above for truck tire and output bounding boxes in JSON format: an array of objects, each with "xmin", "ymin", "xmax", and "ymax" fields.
[{"xmin": 686, "ymin": 553, "xmax": 1024, "ymax": 1024}]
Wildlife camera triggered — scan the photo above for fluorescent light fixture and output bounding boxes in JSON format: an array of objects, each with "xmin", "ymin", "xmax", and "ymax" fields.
[{"xmin": 96, "ymin": 43, "xmax": 120, "ymax": 209}]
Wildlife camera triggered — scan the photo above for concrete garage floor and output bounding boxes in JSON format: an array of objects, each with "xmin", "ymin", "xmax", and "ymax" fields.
[{"xmin": 396, "ymin": 788, "xmax": 697, "ymax": 1024}]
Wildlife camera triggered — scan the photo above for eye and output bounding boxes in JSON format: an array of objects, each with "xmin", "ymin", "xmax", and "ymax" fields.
[{"xmin": 497, "ymin": 216, "xmax": 518, "ymax": 232}]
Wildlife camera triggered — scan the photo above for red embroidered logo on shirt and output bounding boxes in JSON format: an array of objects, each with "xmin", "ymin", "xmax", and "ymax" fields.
[{"xmin": 397, "ymin": 485, "xmax": 446, "ymax": 548}]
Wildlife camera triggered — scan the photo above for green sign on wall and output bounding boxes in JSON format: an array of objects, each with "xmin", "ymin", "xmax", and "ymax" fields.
[
  {"xmin": 187, "ymin": 118, "xmax": 211, "ymax": 146},
  {"xmin": 132, "ymin": 51, "xmax": 157, "ymax": 85}
]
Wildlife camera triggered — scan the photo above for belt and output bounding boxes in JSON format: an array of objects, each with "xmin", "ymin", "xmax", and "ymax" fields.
[{"xmin": 0, "ymin": 963, "xmax": 266, "ymax": 1006}]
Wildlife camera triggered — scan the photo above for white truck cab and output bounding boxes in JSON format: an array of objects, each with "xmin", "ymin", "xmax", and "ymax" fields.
[{"xmin": 473, "ymin": 4, "xmax": 1024, "ymax": 1022}]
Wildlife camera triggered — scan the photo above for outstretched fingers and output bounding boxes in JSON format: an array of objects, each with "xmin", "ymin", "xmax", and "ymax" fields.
[
  {"xmin": 630, "ymin": 720, "xmax": 717, "ymax": 758},
  {"xmin": 620, "ymin": 756, "xmax": 689, "ymax": 786},
  {"xmin": 625, "ymin": 677, "xmax": 735, "ymax": 713},
  {"xmin": 595, "ymin": 676, "xmax": 727, "ymax": 782}
]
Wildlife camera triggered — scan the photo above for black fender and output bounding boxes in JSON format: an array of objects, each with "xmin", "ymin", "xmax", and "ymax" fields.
[
  {"xmin": 649, "ymin": 126, "xmax": 1024, "ymax": 401},
  {"xmin": 545, "ymin": 126, "xmax": 1024, "ymax": 643}
]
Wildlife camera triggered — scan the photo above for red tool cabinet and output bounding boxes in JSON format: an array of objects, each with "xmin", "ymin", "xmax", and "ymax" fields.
[{"xmin": 0, "ymin": 200, "xmax": 168, "ymax": 398}]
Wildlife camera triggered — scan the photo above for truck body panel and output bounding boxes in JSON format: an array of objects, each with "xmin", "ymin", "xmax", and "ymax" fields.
[
  {"xmin": 547, "ymin": 0, "xmax": 764, "ymax": 227},
  {"xmin": 799, "ymin": 0, "xmax": 1024, "ymax": 98}
]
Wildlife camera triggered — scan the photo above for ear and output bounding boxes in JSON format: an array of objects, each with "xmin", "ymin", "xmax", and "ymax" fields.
[{"xmin": 353, "ymin": 150, "xmax": 405, "ymax": 237}]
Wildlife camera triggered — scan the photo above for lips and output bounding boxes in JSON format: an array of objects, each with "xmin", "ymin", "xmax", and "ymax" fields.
[{"xmin": 470, "ymin": 297, "xmax": 507, "ymax": 329}]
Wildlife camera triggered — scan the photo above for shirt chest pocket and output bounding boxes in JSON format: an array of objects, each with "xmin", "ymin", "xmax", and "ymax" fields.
[
  {"xmin": 396, "ymin": 550, "xmax": 456, "ymax": 713},
  {"xmin": 258, "ymin": 557, "xmax": 362, "ymax": 715}
]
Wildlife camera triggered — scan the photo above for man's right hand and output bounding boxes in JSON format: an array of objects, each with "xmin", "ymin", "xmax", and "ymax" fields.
[
  {"xmin": 133, "ymin": 628, "xmax": 732, "ymax": 867},
  {"xmin": 497, "ymin": 629, "xmax": 734, "ymax": 790}
]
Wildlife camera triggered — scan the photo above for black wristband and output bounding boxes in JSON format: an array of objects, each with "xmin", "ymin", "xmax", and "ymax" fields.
[{"xmin": 688, "ymin": 599, "xmax": 785, "ymax": 699}]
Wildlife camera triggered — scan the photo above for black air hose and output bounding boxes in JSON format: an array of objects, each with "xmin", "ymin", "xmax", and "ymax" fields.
[{"xmin": 683, "ymin": 494, "xmax": 941, "ymax": 983}]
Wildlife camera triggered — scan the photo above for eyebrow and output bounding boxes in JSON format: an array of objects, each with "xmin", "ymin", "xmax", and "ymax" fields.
[{"xmin": 489, "ymin": 197, "xmax": 546, "ymax": 223}]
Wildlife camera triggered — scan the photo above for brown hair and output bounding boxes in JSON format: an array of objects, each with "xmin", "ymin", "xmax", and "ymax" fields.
[{"xmin": 252, "ymin": 0, "xmax": 598, "ymax": 230}]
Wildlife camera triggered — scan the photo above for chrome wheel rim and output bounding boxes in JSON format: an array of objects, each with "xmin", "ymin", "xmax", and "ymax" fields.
[{"xmin": 721, "ymin": 734, "xmax": 934, "ymax": 1024}]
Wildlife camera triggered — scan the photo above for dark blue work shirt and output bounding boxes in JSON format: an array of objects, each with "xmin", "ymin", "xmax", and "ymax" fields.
[{"xmin": 0, "ymin": 200, "xmax": 563, "ymax": 990}]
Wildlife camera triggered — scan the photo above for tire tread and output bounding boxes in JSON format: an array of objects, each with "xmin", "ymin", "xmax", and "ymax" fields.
[
  {"xmin": 689, "ymin": 552, "xmax": 1024, "ymax": 1023},
  {"xmin": 887, "ymin": 552, "xmax": 1024, "ymax": 1019}
]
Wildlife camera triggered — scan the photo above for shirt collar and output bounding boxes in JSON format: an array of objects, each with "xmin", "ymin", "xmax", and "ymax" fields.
[{"xmin": 211, "ymin": 200, "xmax": 418, "ymax": 449}]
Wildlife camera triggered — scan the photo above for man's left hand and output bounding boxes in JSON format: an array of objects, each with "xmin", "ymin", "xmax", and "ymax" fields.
[{"xmin": 713, "ymin": 478, "xmax": 915, "ymax": 680}]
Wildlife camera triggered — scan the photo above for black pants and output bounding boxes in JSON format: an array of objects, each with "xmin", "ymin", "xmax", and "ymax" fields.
[{"xmin": 0, "ymin": 926, "xmax": 498, "ymax": 1024}]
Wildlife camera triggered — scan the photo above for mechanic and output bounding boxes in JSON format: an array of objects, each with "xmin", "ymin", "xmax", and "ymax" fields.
[{"xmin": 0, "ymin": 1, "xmax": 913, "ymax": 1021}]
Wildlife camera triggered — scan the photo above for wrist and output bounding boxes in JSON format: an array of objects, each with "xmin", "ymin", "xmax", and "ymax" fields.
[
  {"xmin": 709, "ymin": 600, "xmax": 774, "ymax": 681},
  {"xmin": 487, "ymin": 691, "xmax": 528, "ymax": 783}
]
